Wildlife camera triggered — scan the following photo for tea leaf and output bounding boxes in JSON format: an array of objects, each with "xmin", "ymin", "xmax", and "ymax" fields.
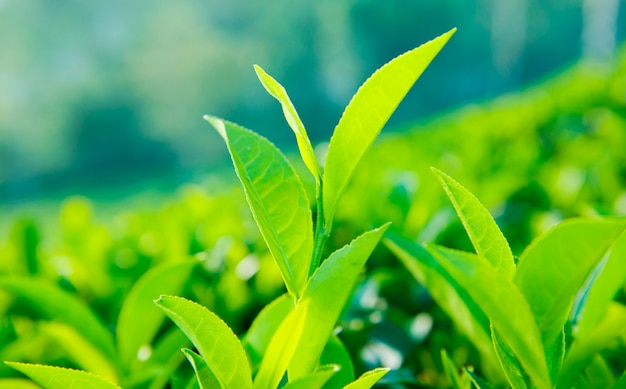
[
  {"xmin": 5, "ymin": 362, "xmax": 121, "ymax": 389},
  {"xmin": 182, "ymin": 349, "xmax": 221, "ymax": 389},
  {"xmin": 319, "ymin": 334, "xmax": 356, "ymax": 388},
  {"xmin": 289, "ymin": 223, "xmax": 390, "ymax": 380},
  {"xmin": 254, "ymin": 65, "xmax": 320, "ymax": 183},
  {"xmin": 322, "ymin": 29, "xmax": 455, "ymax": 229},
  {"xmin": 431, "ymin": 168, "xmax": 515, "ymax": 279},
  {"xmin": 491, "ymin": 325, "xmax": 528, "ymax": 389},
  {"xmin": 426, "ymin": 244, "xmax": 550, "ymax": 388},
  {"xmin": 0, "ymin": 277, "xmax": 116, "ymax": 364},
  {"xmin": 342, "ymin": 367, "xmax": 390, "ymax": 389},
  {"xmin": 441, "ymin": 349, "xmax": 472, "ymax": 389},
  {"xmin": 0, "ymin": 378, "xmax": 40, "ymax": 389},
  {"xmin": 514, "ymin": 219, "xmax": 626, "ymax": 347},
  {"xmin": 253, "ymin": 302, "xmax": 308, "ymax": 389},
  {"xmin": 465, "ymin": 369, "xmax": 497, "ymax": 389},
  {"xmin": 117, "ymin": 260, "xmax": 198, "ymax": 368},
  {"xmin": 583, "ymin": 355, "xmax": 616, "ymax": 388},
  {"xmin": 282, "ymin": 365, "xmax": 338, "ymax": 389},
  {"xmin": 155, "ymin": 295, "xmax": 253, "ymax": 389},
  {"xmin": 557, "ymin": 303, "xmax": 626, "ymax": 389},
  {"xmin": 206, "ymin": 116, "xmax": 313, "ymax": 298}
]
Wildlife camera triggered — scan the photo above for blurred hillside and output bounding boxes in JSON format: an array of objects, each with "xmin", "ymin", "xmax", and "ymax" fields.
[{"xmin": 1, "ymin": 0, "xmax": 624, "ymax": 205}]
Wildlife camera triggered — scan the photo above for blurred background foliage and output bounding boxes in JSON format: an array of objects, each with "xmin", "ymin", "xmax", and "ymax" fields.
[{"xmin": 1, "ymin": 0, "xmax": 626, "ymax": 387}]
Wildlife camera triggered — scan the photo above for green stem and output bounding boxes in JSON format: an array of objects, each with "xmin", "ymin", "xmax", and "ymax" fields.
[{"xmin": 309, "ymin": 181, "xmax": 329, "ymax": 276}]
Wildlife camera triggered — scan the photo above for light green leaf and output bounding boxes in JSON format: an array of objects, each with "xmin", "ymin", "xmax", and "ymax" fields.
[
  {"xmin": 584, "ymin": 355, "xmax": 616, "ymax": 388},
  {"xmin": 322, "ymin": 29, "xmax": 455, "ymax": 229},
  {"xmin": 383, "ymin": 233, "xmax": 501, "ymax": 377},
  {"xmin": 0, "ymin": 378, "xmax": 40, "ymax": 389},
  {"xmin": 243, "ymin": 294, "xmax": 294, "ymax": 370},
  {"xmin": 546, "ymin": 330, "xmax": 565, "ymax": 384},
  {"xmin": 342, "ymin": 367, "xmax": 389, "ymax": 389},
  {"xmin": 426, "ymin": 244, "xmax": 550, "ymax": 389},
  {"xmin": 441, "ymin": 349, "xmax": 472, "ymax": 389},
  {"xmin": 154, "ymin": 295, "xmax": 252, "ymax": 389},
  {"xmin": 557, "ymin": 303, "xmax": 626, "ymax": 389},
  {"xmin": 253, "ymin": 65, "xmax": 320, "ymax": 183},
  {"xmin": 40, "ymin": 322, "xmax": 118, "ymax": 384},
  {"xmin": 514, "ymin": 219, "xmax": 626, "ymax": 347},
  {"xmin": 319, "ymin": 334, "xmax": 356, "ymax": 389},
  {"xmin": 431, "ymin": 168, "xmax": 515, "ymax": 279},
  {"xmin": 575, "ymin": 230, "xmax": 626, "ymax": 339},
  {"xmin": 491, "ymin": 325, "xmax": 528, "ymax": 389},
  {"xmin": 117, "ymin": 260, "xmax": 198, "ymax": 368},
  {"xmin": 465, "ymin": 369, "xmax": 497, "ymax": 389},
  {"xmin": 0, "ymin": 277, "xmax": 116, "ymax": 364},
  {"xmin": 5, "ymin": 362, "xmax": 120, "ymax": 389},
  {"xmin": 289, "ymin": 224, "xmax": 390, "ymax": 380},
  {"xmin": 254, "ymin": 302, "xmax": 308, "ymax": 389},
  {"xmin": 205, "ymin": 116, "xmax": 313, "ymax": 298},
  {"xmin": 182, "ymin": 349, "xmax": 221, "ymax": 389},
  {"xmin": 282, "ymin": 365, "xmax": 339, "ymax": 389}
]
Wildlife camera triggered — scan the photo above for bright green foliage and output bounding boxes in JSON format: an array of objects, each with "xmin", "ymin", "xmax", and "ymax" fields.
[
  {"xmin": 441, "ymin": 349, "xmax": 471, "ymax": 389},
  {"xmin": 182, "ymin": 349, "xmax": 220, "ymax": 389},
  {"xmin": 289, "ymin": 224, "xmax": 390, "ymax": 380},
  {"xmin": 5, "ymin": 362, "xmax": 120, "ymax": 389},
  {"xmin": 155, "ymin": 295, "xmax": 253, "ymax": 389},
  {"xmin": 117, "ymin": 260, "xmax": 198, "ymax": 369},
  {"xmin": 490, "ymin": 325, "xmax": 528, "ymax": 389},
  {"xmin": 253, "ymin": 65, "xmax": 321, "ymax": 184},
  {"xmin": 319, "ymin": 335, "xmax": 356, "ymax": 388},
  {"xmin": 323, "ymin": 28, "xmax": 455, "ymax": 230},
  {"xmin": 281, "ymin": 365, "xmax": 338, "ymax": 389},
  {"xmin": 0, "ymin": 378, "xmax": 40, "ymax": 389},
  {"xmin": 431, "ymin": 168, "xmax": 515, "ymax": 279},
  {"xmin": 342, "ymin": 368, "xmax": 389, "ymax": 389},
  {"xmin": 514, "ymin": 218, "xmax": 626, "ymax": 347},
  {"xmin": 206, "ymin": 116, "xmax": 313, "ymax": 299}
]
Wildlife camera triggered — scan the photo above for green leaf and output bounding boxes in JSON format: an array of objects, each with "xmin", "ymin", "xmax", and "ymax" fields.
[
  {"xmin": 557, "ymin": 303, "xmax": 626, "ymax": 389},
  {"xmin": 182, "ymin": 349, "xmax": 221, "ymax": 389},
  {"xmin": 117, "ymin": 260, "xmax": 198, "ymax": 368},
  {"xmin": 613, "ymin": 371, "xmax": 626, "ymax": 389},
  {"xmin": 465, "ymin": 369, "xmax": 497, "ymax": 389},
  {"xmin": 490, "ymin": 325, "xmax": 528, "ymax": 389},
  {"xmin": 322, "ymin": 28, "xmax": 455, "ymax": 229},
  {"xmin": 282, "ymin": 365, "xmax": 339, "ymax": 389},
  {"xmin": 289, "ymin": 224, "xmax": 390, "ymax": 380},
  {"xmin": 254, "ymin": 302, "xmax": 308, "ymax": 389},
  {"xmin": 319, "ymin": 335, "xmax": 356, "ymax": 389},
  {"xmin": 514, "ymin": 219, "xmax": 626, "ymax": 347},
  {"xmin": 383, "ymin": 232, "xmax": 500, "ymax": 377},
  {"xmin": 546, "ymin": 330, "xmax": 565, "ymax": 385},
  {"xmin": 575, "ymin": 230, "xmax": 626, "ymax": 339},
  {"xmin": 441, "ymin": 349, "xmax": 472, "ymax": 389},
  {"xmin": 584, "ymin": 355, "xmax": 616, "ymax": 388},
  {"xmin": 0, "ymin": 277, "xmax": 116, "ymax": 364},
  {"xmin": 426, "ymin": 244, "xmax": 550, "ymax": 389},
  {"xmin": 155, "ymin": 295, "xmax": 253, "ymax": 389},
  {"xmin": 253, "ymin": 65, "xmax": 320, "ymax": 183},
  {"xmin": 0, "ymin": 378, "xmax": 40, "ymax": 389},
  {"xmin": 5, "ymin": 362, "xmax": 121, "ymax": 389},
  {"xmin": 431, "ymin": 168, "xmax": 515, "ymax": 279},
  {"xmin": 40, "ymin": 322, "xmax": 118, "ymax": 384},
  {"xmin": 205, "ymin": 116, "xmax": 313, "ymax": 298},
  {"xmin": 243, "ymin": 294, "xmax": 294, "ymax": 370},
  {"xmin": 342, "ymin": 368, "xmax": 389, "ymax": 389}
]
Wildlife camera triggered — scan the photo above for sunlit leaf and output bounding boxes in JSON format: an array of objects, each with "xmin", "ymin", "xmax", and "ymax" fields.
[
  {"xmin": 155, "ymin": 295, "xmax": 252, "ymax": 389},
  {"xmin": 282, "ymin": 365, "xmax": 338, "ymax": 389},
  {"xmin": 323, "ymin": 29, "xmax": 455, "ymax": 229},
  {"xmin": 182, "ymin": 349, "xmax": 221, "ymax": 389},
  {"xmin": 117, "ymin": 260, "xmax": 198, "ymax": 368},
  {"xmin": 342, "ymin": 367, "xmax": 389, "ymax": 389},
  {"xmin": 431, "ymin": 168, "xmax": 515, "ymax": 279},
  {"xmin": 515, "ymin": 219, "xmax": 626, "ymax": 347},
  {"xmin": 5, "ymin": 362, "xmax": 120, "ymax": 389},
  {"xmin": 289, "ymin": 224, "xmax": 389, "ymax": 380},
  {"xmin": 254, "ymin": 65, "xmax": 320, "ymax": 183},
  {"xmin": 0, "ymin": 378, "xmax": 40, "ymax": 389},
  {"xmin": 206, "ymin": 116, "xmax": 313, "ymax": 298},
  {"xmin": 490, "ymin": 325, "xmax": 528, "ymax": 389}
]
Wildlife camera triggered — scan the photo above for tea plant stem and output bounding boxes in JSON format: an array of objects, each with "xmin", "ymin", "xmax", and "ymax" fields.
[{"xmin": 310, "ymin": 185, "xmax": 329, "ymax": 276}]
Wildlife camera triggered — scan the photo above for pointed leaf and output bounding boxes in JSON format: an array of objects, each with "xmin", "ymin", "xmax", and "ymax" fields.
[
  {"xmin": 426, "ymin": 244, "xmax": 550, "ymax": 388},
  {"xmin": 557, "ymin": 303, "xmax": 626, "ymax": 389},
  {"xmin": 431, "ymin": 168, "xmax": 515, "ymax": 279},
  {"xmin": 323, "ymin": 29, "xmax": 455, "ymax": 228},
  {"xmin": 155, "ymin": 295, "xmax": 252, "ymax": 389},
  {"xmin": 491, "ymin": 325, "xmax": 528, "ymax": 389},
  {"xmin": 182, "ymin": 349, "xmax": 221, "ymax": 389},
  {"xmin": 289, "ymin": 224, "xmax": 390, "ymax": 380},
  {"xmin": 342, "ymin": 368, "xmax": 390, "ymax": 389},
  {"xmin": 465, "ymin": 369, "xmax": 497, "ymax": 389},
  {"xmin": 5, "ymin": 362, "xmax": 120, "ymax": 389},
  {"xmin": 254, "ymin": 302, "xmax": 308, "ymax": 389},
  {"xmin": 282, "ymin": 365, "xmax": 339, "ymax": 389},
  {"xmin": 514, "ymin": 219, "xmax": 626, "ymax": 347},
  {"xmin": 117, "ymin": 260, "xmax": 198, "ymax": 367},
  {"xmin": 319, "ymin": 334, "xmax": 356, "ymax": 389},
  {"xmin": 254, "ymin": 65, "xmax": 320, "ymax": 182},
  {"xmin": 0, "ymin": 277, "xmax": 116, "ymax": 363},
  {"xmin": 575, "ymin": 230, "xmax": 626, "ymax": 339},
  {"xmin": 441, "ymin": 349, "xmax": 472, "ymax": 389},
  {"xmin": 206, "ymin": 116, "xmax": 313, "ymax": 298}
]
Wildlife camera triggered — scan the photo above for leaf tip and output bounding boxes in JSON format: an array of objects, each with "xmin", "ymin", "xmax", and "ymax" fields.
[{"xmin": 204, "ymin": 115, "xmax": 227, "ymax": 139}]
